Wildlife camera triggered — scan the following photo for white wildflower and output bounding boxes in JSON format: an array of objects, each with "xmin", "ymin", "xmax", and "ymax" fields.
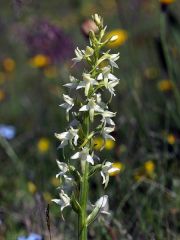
[
  {"xmin": 56, "ymin": 160, "xmax": 72, "ymax": 181},
  {"xmin": 101, "ymin": 110, "xmax": 116, "ymax": 126},
  {"xmin": 55, "ymin": 127, "xmax": 79, "ymax": 148},
  {"xmin": 71, "ymin": 147, "xmax": 94, "ymax": 165},
  {"xmin": 94, "ymin": 195, "xmax": 109, "ymax": 215},
  {"xmin": 60, "ymin": 94, "xmax": 74, "ymax": 121},
  {"xmin": 102, "ymin": 126, "xmax": 115, "ymax": 141},
  {"xmin": 79, "ymin": 98, "xmax": 104, "ymax": 122},
  {"xmin": 108, "ymin": 53, "xmax": 120, "ymax": 68},
  {"xmin": 64, "ymin": 75, "xmax": 79, "ymax": 89},
  {"xmin": 105, "ymin": 79, "xmax": 119, "ymax": 96},
  {"xmin": 101, "ymin": 162, "xmax": 120, "ymax": 188},
  {"xmin": 77, "ymin": 73, "xmax": 98, "ymax": 96},
  {"xmin": 72, "ymin": 47, "xmax": 84, "ymax": 63},
  {"xmin": 52, "ymin": 190, "xmax": 70, "ymax": 213},
  {"xmin": 97, "ymin": 66, "xmax": 118, "ymax": 89}
]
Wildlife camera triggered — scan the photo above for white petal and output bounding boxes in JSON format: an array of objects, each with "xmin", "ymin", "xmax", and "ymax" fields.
[
  {"xmin": 95, "ymin": 195, "xmax": 108, "ymax": 209},
  {"xmin": 100, "ymin": 171, "xmax": 106, "ymax": 184},
  {"xmin": 55, "ymin": 132, "xmax": 68, "ymax": 140},
  {"xmin": 71, "ymin": 152, "xmax": 80, "ymax": 159},
  {"xmin": 97, "ymin": 73, "xmax": 103, "ymax": 80},
  {"xmin": 79, "ymin": 105, "xmax": 89, "ymax": 111},
  {"xmin": 108, "ymin": 73, "xmax": 118, "ymax": 81},
  {"xmin": 87, "ymin": 155, "xmax": 94, "ymax": 165},
  {"xmin": 52, "ymin": 199, "xmax": 61, "ymax": 205}
]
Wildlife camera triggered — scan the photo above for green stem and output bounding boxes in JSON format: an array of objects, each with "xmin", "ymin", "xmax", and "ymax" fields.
[
  {"xmin": 78, "ymin": 113, "xmax": 90, "ymax": 240},
  {"xmin": 79, "ymin": 162, "xmax": 89, "ymax": 240},
  {"xmin": 78, "ymin": 31, "xmax": 101, "ymax": 240}
]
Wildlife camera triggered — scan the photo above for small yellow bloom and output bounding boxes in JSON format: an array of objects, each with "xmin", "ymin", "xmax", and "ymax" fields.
[
  {"xmin": 144, "ymin": 161, "xmax": 155, "ymax": 175},
  {"xmin": 37, "ymin": 137, "xmax": 50, "ymax": 153},
  {"xmin": 93, "ymin": 137, "xmax": 103, "ymax": 150},
  {"xmin": 50, "ymin": 176, "xmax": 59, "ymax": 187},
  {"xmin": 105, "ymin": 139, "xmax": 115, "ymax": 150},
  {"xmin": 30, "ymin": 54, "xmax": 50, "ymax": 68},
  {"xmin": 43, "ymin": 192, "xmax": 52, "ymax": 203},
  {"xmin": 27, "ymin": 181, "xmax": 37, "ymax": 194},
  {"xmin": 167, "ymin": 134, "xmax": 176, "ymax": 145},
  {"xmin": 2, "ymin": 58, "xmax": 16, "ymax": 72},
  {"xmin": 105, "ymin": 29, "xmax": 128, "ymax": 48},
  {"xmin": 160, "ymin": 0, "xmax": 175, "ymax": 4},
  {"xmin": 157, "ymin": 79, "xmax": 174, "ymax": 92},
  {"xmin": 109, "ymin": 162, "xmax": 124, "ymax": 176},
  {"xmin": 44, "ymin": 66, "xmax": 57, "ymax": 78},
  {"xmin": 94, "ymin": 137, "xmax": 115, "ymax": 151},
  {"xmin": 0, "ymin": 90, "xmax": 6, "ymax": 102}
]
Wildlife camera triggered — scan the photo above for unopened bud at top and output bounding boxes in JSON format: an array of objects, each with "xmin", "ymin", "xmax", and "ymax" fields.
[{"xmin": 92, "ymin": 14, "xmax": 103, "ymax": 28}]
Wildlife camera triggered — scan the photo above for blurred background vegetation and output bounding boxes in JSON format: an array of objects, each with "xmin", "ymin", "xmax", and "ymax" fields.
[{"xmin": 0, "ymin": 0, "xmax": 180, "ymax": 239}]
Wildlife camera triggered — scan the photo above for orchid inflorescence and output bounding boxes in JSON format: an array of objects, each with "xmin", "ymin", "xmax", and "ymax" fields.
[{"xmin": 52, "ymin": 14, "xmax": 120, "ymax": 239}]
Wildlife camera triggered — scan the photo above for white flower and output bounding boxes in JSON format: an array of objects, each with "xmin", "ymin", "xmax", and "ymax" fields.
[
  {"xmin": 77, "ymin": 73, "xmax": 98, "ymax": 96},
  {"xmin": 79, "ymin": 98, "xmax": 104, "ymax": 122},
  {"xmin": 101, "ymin": 110, "xmax": 116, "ymax": 126},
  {"xmin": 105, "ymin": 79, "xmax": 119, "ymax": 96},
  {"xmin": 52, "ymin": 190, "xmax": 70, "ymax": 213},
  {"xmin": 95, "ymin": 195, "xmax": 109, "ymax": 215},
  {"xmin": 56, "ymin": 160, "xmax": 72, "ymax": 181},
  {"xmin": 97, "ymin": 66, "xmax": 118, "ymax": 88},
  {"xmin": 102, "ymin": 126, "xmax": 115, "ymax": 141},
  {"xmin": 64, "ymin": 75, "xmax": 79, "ymax": 89},
  {"xmin": 72, "ymin": 47, "xmax": 84, "ymax": 63},
  {"xmin": 60, "ymin": 94, "xmax": 74, "ymax": 121},
  {"xmin": 100, "ymin": 162, "xmax": 120, "ymax": 188},
  {"xmin": 108, "ymin": 53, "xmax": 120, "ymax": 68},
  {"xmin": 71, "ymin": 147, "xmax": 94, "ymax": 165},
  {"xmin": 55, "ymin": 127, "xmax": 79, "ymax": 148},
  {"xmin": 72, "ymin": 46, "xmax": 94, "ymax": 64}
]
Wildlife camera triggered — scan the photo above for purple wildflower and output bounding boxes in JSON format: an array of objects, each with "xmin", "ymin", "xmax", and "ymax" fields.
[{"xmin": 25, "ymin": 20, "xmax": 74, "ymax": 63}]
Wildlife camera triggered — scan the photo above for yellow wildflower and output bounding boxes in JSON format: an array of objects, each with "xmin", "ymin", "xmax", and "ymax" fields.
[
  {"xmin": 105, "ymin": 139, "xmax": 115, "ymax": 150},
  {"xmin": 160, "ymin": 0, "xmax": 175, "ymax": 4},
  {"xmin": 94, "ymin": 137, "xmax": 115, "ymax": 151},
  {"xmin": 105, "ymin": 29, "xmax": 128, "ymax": 48},
  {"xmin": 44, "ymin": 66, "xmax": 57, "ymax": 78},
  {"xmin": 157, "ymin": 79, "xmax": 174, "ymax": 92},
  {"xmin": 37, "ymin": 137, "xmax": 50, "ymax": 153},
  {"xmin": 30, "ymin": 54, "xmax": 50, "ymax": 68},
  {"xmin": 144, "ymin": 160, "xmax": 155, "ymax": 175},
  {"xmin": 27, "ymin": 181, "xmax": 37, "ymax": 194},
  {"xmin": 167, "ymin": 134, "xmax": 176, "ymax": 145},
  {"xmin": 93, "ymin": 137, "xmax": 103, "ymax": 150},
  {"xmin": 50, "ymin": 176, "xmax": 60, "ymax": 187},
  {"xmin": 0, "ymin": 90, "xmax": 6, "ymax": 102},
  {"xmin": 109, "ymin": 162, "xmax": 124, "ymax": 176},
  {"xmin": 43, "ymin": 192, "xmax": 52, "ymax": 203},
  {"xmin": 2, "ymin": 58, "xmax": 16, "ymax": 72}
]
